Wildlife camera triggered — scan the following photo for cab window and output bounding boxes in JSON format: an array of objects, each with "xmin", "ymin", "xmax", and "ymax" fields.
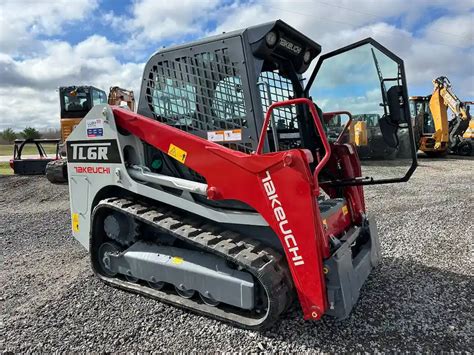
[{"xmin": 93, "ymin": 89, "xmax": 107, "ymax": 106}]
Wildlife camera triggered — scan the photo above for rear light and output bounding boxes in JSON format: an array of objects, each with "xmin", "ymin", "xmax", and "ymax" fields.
[
  {"xmin": 265, "ymin": 31, "xmax": 278, "ymax": 47},
  {"xmin": 303, "ymin": 50, "xmax": 311, "ymax": 63},
  {"xmin": 9, "ymin": 159, "xmax": 14, "ymax": 169}
]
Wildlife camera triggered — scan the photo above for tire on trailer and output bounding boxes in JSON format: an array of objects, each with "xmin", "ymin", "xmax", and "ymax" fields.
[{"xmin": 45, "ymin": 159, "xmax": 68, "ymax": 184}]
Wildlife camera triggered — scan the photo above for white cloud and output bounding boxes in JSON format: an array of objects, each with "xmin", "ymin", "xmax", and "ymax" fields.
[
  {"xmin": 213, "ymin": 1, "xmax": 474, "ymax": 97},
  {"xmin": 126, "ymin": 0, "xmax": 220, "ymax": 41},
  {"xmin": 0, "ymin": 36, "xmax": 143, "ymax": 130},
  {"xmin": 0, "ymin": 0, "xmax": 98, "ymax": 56},
  {"xmin": 422, "ymin": 14, "xmax": 474, "ymax": 48},
  {"xmin": 0, "ymin": 0, "xmax": 473, "ymax": 132}
]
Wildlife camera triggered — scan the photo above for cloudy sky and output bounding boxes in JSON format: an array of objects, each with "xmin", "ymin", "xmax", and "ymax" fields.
[{"xmin": 0, "ymin": 0, "xmax": 472, "ymax": 131}]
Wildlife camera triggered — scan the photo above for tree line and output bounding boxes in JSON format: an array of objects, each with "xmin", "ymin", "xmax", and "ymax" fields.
[{"xmin": 0, "ymin": 128, "xmax": 61, "ymax": 144}]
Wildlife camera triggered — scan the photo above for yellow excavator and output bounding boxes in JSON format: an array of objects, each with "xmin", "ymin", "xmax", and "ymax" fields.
[
  {"xmin": 463, "ymin": 101, "xmax": 474, "ymax": 140},
  {"xmin": 410, "ymin": 76, "xmax": 472, "ymax": 156}
]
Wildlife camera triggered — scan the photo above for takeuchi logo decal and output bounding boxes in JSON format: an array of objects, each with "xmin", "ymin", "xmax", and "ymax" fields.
[{"xmin": 261, "ymin": 170, "xmax": 304, "ymax": 266}]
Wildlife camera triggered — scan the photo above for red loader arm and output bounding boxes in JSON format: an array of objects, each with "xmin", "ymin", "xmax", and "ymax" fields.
[{"xmin": 112, "ymin": 98, "xmax": 331, "ymax": 319}]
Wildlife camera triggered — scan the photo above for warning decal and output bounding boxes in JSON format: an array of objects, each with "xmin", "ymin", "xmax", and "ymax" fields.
[
  {"xmin": 224, "ymin": 129, "xmax": 242, "ymax": 141},
  {"xmin": 342, "ymin": 205, "xmax": 349, "ymax": 215},
  {"xmin": 171, "ymin": 256, "xmax": 184, "ymax": 264},
  {"xmin": 72, "ymin": 213, "xmax": 79, "ymax": 232},
  {"xmin": 168, "ymin": 143, "xmax": 187, "ymax": 163},
  {"xmin": 207, "ymin": 129, "xmax": 242, "ymax": 142},
  {"xmin": 207, "ymin": 130, "xmax": 225, "ymax": 142}
]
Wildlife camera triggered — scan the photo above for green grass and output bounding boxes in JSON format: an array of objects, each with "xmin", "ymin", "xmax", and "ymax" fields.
[
  {"xmin": 0, "ymin": 162, "xmax": 13, "ymax": 175},
  {"xmin": 0, "ymin": 144, "xmax": 57, "ymax": 156}
]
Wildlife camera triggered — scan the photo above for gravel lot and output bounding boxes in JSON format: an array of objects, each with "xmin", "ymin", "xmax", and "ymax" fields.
[{"xmin": 1, "ymin": 157, "xmax": 473, "ymax": 352}]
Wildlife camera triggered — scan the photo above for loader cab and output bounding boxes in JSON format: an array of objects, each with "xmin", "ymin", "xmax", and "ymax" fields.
[
  {"xmin": 410, "ymin": 96, "xmax": 435, "ymax": 134},
  {"xmin": 139, "ymin": 20, "xmax": 323, "ymax": 181},
  {"xmin": 59, "ymin": 86, "xmax": 107, "ymax": 142},
  {"xmin": 138, "ymin": 21, "xmax": 416, "ymax": 188}
]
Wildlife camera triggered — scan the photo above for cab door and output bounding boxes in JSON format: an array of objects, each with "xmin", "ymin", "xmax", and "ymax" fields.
[{"xmin": 304, "ymin": 38, "xmax": 417, "ymax": 184}]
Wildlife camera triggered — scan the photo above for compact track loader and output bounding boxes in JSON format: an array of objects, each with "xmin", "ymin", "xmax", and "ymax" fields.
[{"xmin": 66, "ymin": 21, "xmax": 417, "ymax": 329}]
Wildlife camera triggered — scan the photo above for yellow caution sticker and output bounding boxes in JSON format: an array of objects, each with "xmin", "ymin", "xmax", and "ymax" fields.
[
  {"xmin": 72, "ymin": 213, "xmax": 79, "ymax": 232},
  {"xmin": 171, "ymin": 256, "xmax": 184, "ymax": 264},
  {"xmin": 342, "ymin": 205, "xmax": 349, "ymax": 215},
  {"xmin": 168, "ymin": 144, "xmax": 187, "ymax": 164}
]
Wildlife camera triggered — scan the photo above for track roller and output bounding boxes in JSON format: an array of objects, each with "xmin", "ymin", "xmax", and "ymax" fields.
[
  {"xmin": 200, "ymin": 293, "xmax": 220, "ymax": 306},
  {"xmin": 147, "ymin": 280, "xmax": 165, "ymax": 290},
  {"xmin": 175, "ymin": 285, "xmax": 195, "ymax": 299}
]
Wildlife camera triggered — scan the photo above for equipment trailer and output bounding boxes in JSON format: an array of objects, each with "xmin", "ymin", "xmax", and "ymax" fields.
[{"xmin": 66, "ymin": 21, "xmax": 417, "ymax": 329}]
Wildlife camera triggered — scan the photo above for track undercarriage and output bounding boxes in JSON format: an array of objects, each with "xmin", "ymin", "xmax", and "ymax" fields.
[{"xmin": 91, "ymin": 197, "xmax": 293, "ymax": 330}]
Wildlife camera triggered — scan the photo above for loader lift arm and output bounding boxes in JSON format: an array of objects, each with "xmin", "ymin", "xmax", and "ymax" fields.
[{"xmin": 112, "ymin": 98, "xmax": 331, "ymax": 321}]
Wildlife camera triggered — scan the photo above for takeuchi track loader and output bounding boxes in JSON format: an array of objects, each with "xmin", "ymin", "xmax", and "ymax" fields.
[{"xmin": 66, "ymin": 21, "xmax": 417, "ymax": 329}]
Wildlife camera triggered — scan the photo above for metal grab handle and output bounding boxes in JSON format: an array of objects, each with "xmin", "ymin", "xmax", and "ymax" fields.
[
  {"xmin": 323, "ymin": 111, "xmax": 353, "ymax": 145},
  {"xmin": 255, "ymin": 98, "xmax": 331, "ymax": 176}
]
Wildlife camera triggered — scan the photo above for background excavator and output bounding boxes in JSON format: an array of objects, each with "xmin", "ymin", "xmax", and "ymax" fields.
[
  {"xmin": 45, "ymin": 86, "xmax": 135, "ymax": 182},
  {"xmin": 63, "ymin": 20, "xmax": 417, "ymax": 329},
  {"xmin": 410, "ymin": 76, "xmax": 472, "ymax": 156}
]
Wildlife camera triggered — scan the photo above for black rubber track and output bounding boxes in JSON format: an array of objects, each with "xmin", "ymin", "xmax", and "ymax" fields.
[
  {"xmin": 90, "ymin": 197, "xmax": 294, "ymax": 330},
  {"xmin": 45, "ymin": 159, "xmax": 68, "ymax": 184}
]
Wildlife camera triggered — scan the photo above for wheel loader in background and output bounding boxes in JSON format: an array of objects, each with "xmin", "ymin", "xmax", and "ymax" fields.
[
  {"xmin": 410, "ymin": 76, "xmax": 472, "ymax": 156},
  {"xmin": 45, "ymin": 86, "xmax": 135, "ymax": 182},
  {"xmin": 65, "ymin": 20, "xmax": 417, "ymax": 329}
]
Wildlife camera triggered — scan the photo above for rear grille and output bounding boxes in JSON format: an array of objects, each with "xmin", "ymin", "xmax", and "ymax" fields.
[{"xmin": 144, "ymin": 48, "xmax": 252, "ymax": 153}]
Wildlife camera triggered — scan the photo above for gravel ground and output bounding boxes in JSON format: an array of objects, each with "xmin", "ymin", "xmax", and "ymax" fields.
[{"xmin": 1, "ymin": 157, "xmax": 473, "ymax": 352}]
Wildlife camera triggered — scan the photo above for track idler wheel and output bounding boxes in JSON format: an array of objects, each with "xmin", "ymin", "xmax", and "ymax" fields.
[{"xmin": 98, "ymin": 242, "xmax": 121, "ymax": 277}]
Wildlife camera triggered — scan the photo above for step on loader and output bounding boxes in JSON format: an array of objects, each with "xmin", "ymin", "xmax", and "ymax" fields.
[{"xmin": 65, "ymin": 20, "xmax": 417, "ymax": 329}]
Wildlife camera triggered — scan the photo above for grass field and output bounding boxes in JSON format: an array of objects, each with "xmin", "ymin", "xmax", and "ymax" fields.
[
  {"xmin": 0, "ymin": 162, "xmax": 13, "ymax": 175},
  {"xmin": 0, "ymin": 144, "xmax": 57, "ymax": 156}
]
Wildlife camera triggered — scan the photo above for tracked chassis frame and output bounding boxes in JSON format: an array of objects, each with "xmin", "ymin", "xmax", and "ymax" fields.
[{"xmin": 91, "ymin": 197, "xmax": 292, "ymax": 329}]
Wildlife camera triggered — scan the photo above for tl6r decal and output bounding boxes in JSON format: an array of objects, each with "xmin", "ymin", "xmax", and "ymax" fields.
[
  {"xmin": 262, "ymin": 170, "xmax": 304, "ymax": 266},
  {"xmin": 67, "ymin": 139, "xmax": 121, "ymax": 163}
]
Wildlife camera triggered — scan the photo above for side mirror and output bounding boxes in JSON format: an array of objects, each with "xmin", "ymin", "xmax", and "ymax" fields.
[
  {"xmin": 387, "ymin": 85, "xmax": 405, "ymax": 124},
  {"xmin": 380, "ymin": 85, "xmax": 406, "ymax": 148}
]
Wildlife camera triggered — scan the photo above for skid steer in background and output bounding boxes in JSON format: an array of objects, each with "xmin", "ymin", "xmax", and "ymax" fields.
[
  {"xmin": 46, "ymin": 86, "xmax": 135, "ymax": 183},
  {"xmin": 66, "ymin": 21, "xmax": 417, "ymax": 329},
  {"xmin": 410, "ymin": 76, "xmax": 473, "ymax": 156}
]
